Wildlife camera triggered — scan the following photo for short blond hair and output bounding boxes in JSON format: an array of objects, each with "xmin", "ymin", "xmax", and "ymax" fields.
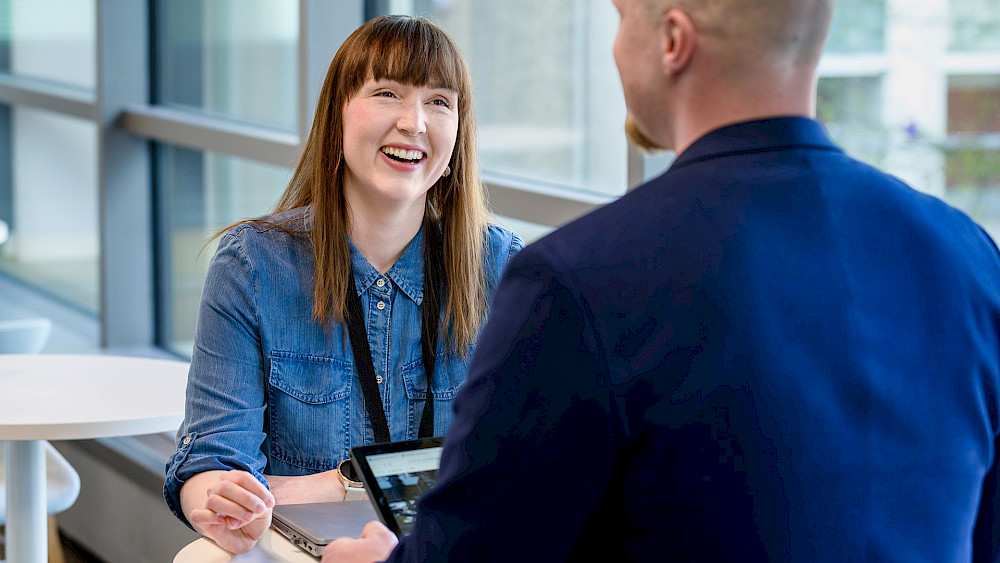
[{"xmin": 641, "ymin": 0, "xmax": 833, "ymax": 67}]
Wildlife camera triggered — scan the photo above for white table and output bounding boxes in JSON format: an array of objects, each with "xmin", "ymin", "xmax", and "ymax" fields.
[
  {"xmin": 174, "ymin": 528, "xmax": 319, "ymax": 562},
  {"xmin": 0, "ymin": 354, "xmax": 189, "ymax": 563}
]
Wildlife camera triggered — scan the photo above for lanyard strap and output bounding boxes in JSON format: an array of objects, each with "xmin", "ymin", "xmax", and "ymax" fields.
[{"xmin": 344, "ymin": 225, "xmax": 442, "ymax": 443}]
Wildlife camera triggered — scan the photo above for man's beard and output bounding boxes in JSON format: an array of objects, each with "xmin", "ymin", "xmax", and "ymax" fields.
[{"xmin": 625, "ymin": 114, "xmax": 666, "ymax": 153}]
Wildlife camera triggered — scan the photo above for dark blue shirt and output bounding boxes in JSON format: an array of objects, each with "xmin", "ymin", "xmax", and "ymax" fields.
[{"xmin": 389, "ymin": 118, "xmax": 1000, "ymax": 561}]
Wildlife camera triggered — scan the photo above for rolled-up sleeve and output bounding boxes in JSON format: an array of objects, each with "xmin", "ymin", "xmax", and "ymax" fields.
[{"xmin": 163, "ymin": 229, "xmax": 270, "ymax": 527}]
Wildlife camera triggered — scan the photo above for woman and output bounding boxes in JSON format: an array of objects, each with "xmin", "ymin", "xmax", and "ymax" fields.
[{"xmin": 163, "ymin": 15, "xmax": 522, "ymax": 553}]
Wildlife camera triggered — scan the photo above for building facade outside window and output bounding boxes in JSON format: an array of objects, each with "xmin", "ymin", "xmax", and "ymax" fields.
[
  {"xmin": 0, "ymin": 0, "xmax": 98, "ymax": 314},
  {"xmin": 153, "ymin": 0, "xmax": 297, "ymax": 354}
]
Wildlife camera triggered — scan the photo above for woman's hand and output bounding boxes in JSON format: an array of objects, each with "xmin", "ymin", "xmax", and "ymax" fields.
[
  {"xmin": 180, "ymin": 470, "xmax": 276, "ymax": 554},
  {"xmin": 266, "ymin": 469, "xmax": 348, "ymax": 504}
]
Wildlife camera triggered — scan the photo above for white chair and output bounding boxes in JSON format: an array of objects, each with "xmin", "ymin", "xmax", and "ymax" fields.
[
  {"xmin": 0, "ymin": 318, "xmax": 53, "ymax": 354},
  {"xmin": 0, "ymin": 318, "xmax": 80, "ymax": 563}
]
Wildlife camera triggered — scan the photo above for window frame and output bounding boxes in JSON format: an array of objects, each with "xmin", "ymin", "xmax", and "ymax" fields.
[
  {"xmin": 0, "ymin": 0, "xmax": 639, "ymax": 350},
  {"xmin": 5, "ymin": 0, "xmax": 995, "ymax": 350}
]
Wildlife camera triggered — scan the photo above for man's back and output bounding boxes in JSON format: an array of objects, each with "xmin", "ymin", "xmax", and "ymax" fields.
[
  {"xmin": 562, "ymin": 118, "xmax": 1000, "ymax": 559},
  {"xmin": 410, "ymin": 117, "xmax": 1000, "ymax": 561},
  {"xmin": 544, "ymin": 119, "xmax": 1000, "ymax": 560}
]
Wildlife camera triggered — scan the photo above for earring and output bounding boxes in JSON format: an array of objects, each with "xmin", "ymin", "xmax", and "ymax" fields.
[{"xmin": 442, "ymin": 166, "xmax": 451, "ymax": 178}]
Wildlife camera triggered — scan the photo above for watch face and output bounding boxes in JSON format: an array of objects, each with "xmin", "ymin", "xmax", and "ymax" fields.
[{"xmin": 339, "ymin": 458, "xmax": 362, "ymax": 485}]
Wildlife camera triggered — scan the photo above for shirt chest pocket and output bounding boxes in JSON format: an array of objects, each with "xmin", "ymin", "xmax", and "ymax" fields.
[
  {"xmin": 267, "ymin": 351, "xmax": 353, "ymax": 472},
  {"xmin": 400, "ymin": 349, "xmax": 470, "ymax": 436}
]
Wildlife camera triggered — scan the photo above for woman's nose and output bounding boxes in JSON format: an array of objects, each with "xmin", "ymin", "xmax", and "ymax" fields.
[{"xmin": 396, "ymin": 101, "xmax": 427, "ymax": 136}]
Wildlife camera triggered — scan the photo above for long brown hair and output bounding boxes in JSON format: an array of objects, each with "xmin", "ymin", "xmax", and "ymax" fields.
[{"xmin": 245, "ymin": 15, "xmax": 488, "ymax": 352}]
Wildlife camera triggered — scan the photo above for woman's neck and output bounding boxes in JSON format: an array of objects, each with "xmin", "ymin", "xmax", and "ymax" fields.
[{"xmin": 346, "ymin": 194, "xmax": 425, "ymax": 274}]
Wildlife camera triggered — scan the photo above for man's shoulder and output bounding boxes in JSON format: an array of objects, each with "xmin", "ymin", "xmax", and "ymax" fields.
[
  {"xmin": 531, "ymin": 173, "xmax": 696, "ymax": 246},
  {"xmin": 506, "ymin": 180, "xmax": 686, "ymax": 283}
]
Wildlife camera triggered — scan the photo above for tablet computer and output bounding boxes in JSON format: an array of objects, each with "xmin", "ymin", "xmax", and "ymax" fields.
[
  {"xmin": 271, "ymin": 499, "xmax": 378, "ymax": 557},
  {"xmin": 350, "ymin": 436, "xmax": 445, "ymax": 536}
]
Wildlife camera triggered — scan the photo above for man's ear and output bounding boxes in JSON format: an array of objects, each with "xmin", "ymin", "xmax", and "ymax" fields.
[{"xmin": 660, "ymin": 8, "xmax": 697, "ymax": 76}]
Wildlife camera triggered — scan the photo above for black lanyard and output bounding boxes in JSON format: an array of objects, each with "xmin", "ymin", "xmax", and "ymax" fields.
[{"xmin": 344, "ymin": 224, "xmax": 442, "ymax": 443}]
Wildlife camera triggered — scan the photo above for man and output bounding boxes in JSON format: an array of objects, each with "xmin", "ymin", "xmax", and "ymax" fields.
[{"xmin": 325, "ymin": 0, "xmax": 1000, "ymax": 560}]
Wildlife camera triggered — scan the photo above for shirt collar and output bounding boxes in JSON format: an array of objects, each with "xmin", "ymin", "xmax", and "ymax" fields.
[
  {"xmin": 348, "ymin": 226, "xmax": 425, "ymax": 305},
  {"xmin": 669, "ymin": 117, "xmax": 842, "ymax": 173}
]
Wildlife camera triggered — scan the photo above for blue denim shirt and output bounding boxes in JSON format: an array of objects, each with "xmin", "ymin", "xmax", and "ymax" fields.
[{"xmin": 163, "ymin": 209, "xmax": 522, "ymax": 524}]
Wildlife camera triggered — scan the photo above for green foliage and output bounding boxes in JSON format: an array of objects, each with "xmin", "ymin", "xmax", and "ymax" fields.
[{"xmin": 946, "ymin": 148, "xmax": 1000, "ymax": 190}]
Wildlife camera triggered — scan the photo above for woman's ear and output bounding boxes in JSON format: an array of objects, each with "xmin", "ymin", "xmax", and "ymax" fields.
[{"xmin": 660, "ymin": 8, "xmax": 697, "ymax": 76}]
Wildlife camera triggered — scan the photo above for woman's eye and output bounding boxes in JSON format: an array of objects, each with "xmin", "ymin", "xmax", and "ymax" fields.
[
  {"xmin": 375, "ymin": 91, "xmax": 396, "ymax": 98},
  {"xmin": 431, "ymin": 99, "xmax": 452, "ymax": 109}
]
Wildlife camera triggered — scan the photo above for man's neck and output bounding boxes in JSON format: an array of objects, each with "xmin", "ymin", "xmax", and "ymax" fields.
[{"xmin": 669, "ymin": 65, "xmax": 817, "ymax": 155}]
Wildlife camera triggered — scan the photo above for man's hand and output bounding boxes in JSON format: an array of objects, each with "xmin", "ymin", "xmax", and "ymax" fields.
[
  {"xmin": 183, "ymin": 470, "xmax": 276, "ymax": 554},
  {"xmin": 321, "ymin": 520, "xmax": 398, "ymax": 562}
]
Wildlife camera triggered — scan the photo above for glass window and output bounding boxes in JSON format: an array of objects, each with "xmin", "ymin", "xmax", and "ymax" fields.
[
  {"xmin": 157, "ymin": 145, "xmax": 290, "ymax": 355},
  {"xmin": 818, "ymin": 76, "xmax": 886, "ymax": 166},
  {"xmin": 943, "ymin": 75, "xmax": 1000, "ymax": 235},
  {"xmin": 826, "ymin": 0, "xmax": 886, "ymax": 54},
  {"xmin": 0, "ymin": 104, "xmax": 99, "ymax": 312},
  {"xmin": 818, "ymin": 1, "xmax": 951, "ymax": 203},
  {"xmin": 643, "ymin": 150, "xmax": 675, "ymax": 183},
  {"xmin": 374, "ymin": 0, "xmax": 627, "ymax": 198},
  {"xmin": 816, "ymin": 0, "xmax": 1000, "ymax": 242},
  {"xmin": 950, "ymin": 0, "xmax": 1000, "ymax": 51},
  {"xmin": 153, "ymin": 0, "xmax": 298, "ymax": 130},
  {"xmin": 491, "ymin": 215, "xmax": 554, "ymax": 245},
  {"xmin": 947, "ymin": 75, "xmax": 1000, "ymax": 135},
  {"xmin": 0, "ymin": 0, "xmax": 96, "ymax": 90}
]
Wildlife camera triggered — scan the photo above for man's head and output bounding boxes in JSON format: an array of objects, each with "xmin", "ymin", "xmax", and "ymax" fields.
[{"xmin": 612, "ymin": 0, "xmax": 834, "ymax": 153}]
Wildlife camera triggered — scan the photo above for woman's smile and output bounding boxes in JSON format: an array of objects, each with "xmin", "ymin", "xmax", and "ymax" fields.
[{"xmin": 342, "ymin": 79, "xmax": 459, "ymax": 212}]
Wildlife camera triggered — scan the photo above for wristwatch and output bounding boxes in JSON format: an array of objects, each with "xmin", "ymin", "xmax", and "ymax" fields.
[{"xmin": 337, "ymin": 458, "xmax": 366, "ymax": 501}]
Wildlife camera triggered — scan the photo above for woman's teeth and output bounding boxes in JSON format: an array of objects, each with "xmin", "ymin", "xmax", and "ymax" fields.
[{"xmin": 382, "ymin": 147, "xmax": 424, "ymax": 163}]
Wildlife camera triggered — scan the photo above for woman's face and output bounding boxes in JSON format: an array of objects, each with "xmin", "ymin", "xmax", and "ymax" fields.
[{"xmin": 341, "ymin": 78, "xmax": 459, "ymax": 215}]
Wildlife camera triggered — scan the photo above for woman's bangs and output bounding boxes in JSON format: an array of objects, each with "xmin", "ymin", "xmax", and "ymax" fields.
[{"xmin": 367, "ymin": 26, "xmax": 463, "ymax": 92}]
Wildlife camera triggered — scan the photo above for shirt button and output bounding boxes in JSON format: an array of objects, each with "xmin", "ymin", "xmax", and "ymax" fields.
[
  {"xmin": 376, "ymin": 301, "xmax": 386, "ymax": 310},
  {"xmin": 376, "ymin": 375, "xmax": 384, "ymax": 384},
  {"xmin": 376, "ymin": 278, "xmax": 386, "ymax": 288},
  {"xmin": 182, "ymin": 437, "xmax": 191, "ymax": 445}
]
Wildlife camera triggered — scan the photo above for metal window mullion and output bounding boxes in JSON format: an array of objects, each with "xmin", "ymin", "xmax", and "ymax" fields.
[
  {"xmin": 121, "ymin": 106, "xmax": 300, "ymax": 167},
  {"xmin": 0, "ymin": 16, "xmax": 10, "ymax": 231},
  {"xmin": 96, "ymin": 0, "xmax": 153, "ymax": 348},
  {"xmin": 0, "ymin": 74, "xmax": 97, "ymax": 120},
  {"xmin": 485, "ymin": 177, "xmax": 611, "ymax": 228},
  {"xmin": 299, "ymin": 0, "xmax": 364, "ymax": 141}
]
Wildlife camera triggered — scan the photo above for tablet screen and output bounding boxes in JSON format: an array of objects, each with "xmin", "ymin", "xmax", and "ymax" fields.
[{"xmin": 351, "ymin": 437, "xmax": 445, "ymax": 536}]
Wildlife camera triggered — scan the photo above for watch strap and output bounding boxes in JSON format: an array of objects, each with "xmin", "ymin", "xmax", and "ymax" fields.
[
  {"xmin": 343, "ymin": 484, "xmax": 366, "ymax": 501},
  {"xmin": 338, "ymin": 458, "xmax": 366, "ymax": 501}
]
